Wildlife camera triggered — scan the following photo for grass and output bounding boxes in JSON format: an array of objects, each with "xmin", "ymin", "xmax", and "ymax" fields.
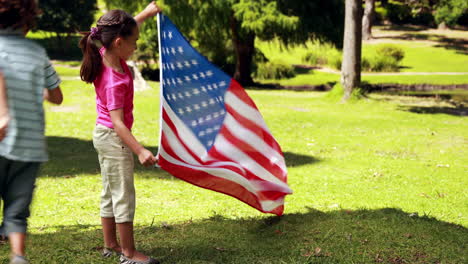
[{"xmin": 0, "ymin": 73, "xmax": 467, "ymax": 263}]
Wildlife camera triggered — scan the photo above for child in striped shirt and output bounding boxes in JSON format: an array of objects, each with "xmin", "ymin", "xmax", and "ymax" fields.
[{"xmin": 0, "ymin": 0, "xmax": 63, "ymax": 263}]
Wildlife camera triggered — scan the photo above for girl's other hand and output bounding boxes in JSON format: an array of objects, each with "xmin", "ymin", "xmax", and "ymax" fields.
[
  {"xmin": 138, "ymin": 148, "xmax": 157, "ymax": 167},
  {"xmin": 143, "ymin": 1, "xmax": 162, "ymax": 17}
]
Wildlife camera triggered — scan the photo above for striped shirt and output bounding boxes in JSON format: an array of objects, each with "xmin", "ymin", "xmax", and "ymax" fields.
[{"xmin": 0, "ymin": 29, "xmax": 61, "ymax": 162}]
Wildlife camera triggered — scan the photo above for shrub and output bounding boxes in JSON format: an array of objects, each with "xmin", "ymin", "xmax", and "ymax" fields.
[
  {"xmin": 302, "ymin": 52, "xmax": 328, "ymax": 66},
  {"xmin": 376, "ymin": 44, "xmax": 405, "ymax": 62},
  {"xmin": 254, "ymin": 61, "xmax": 296, "ymax": 80},
  {"xmin": 366, "ymin": 56, "xmax": 400, "ymax": 72},
  {"xmin": 327, "ymin": 53, "xmax": 342, "ymax": 70}
]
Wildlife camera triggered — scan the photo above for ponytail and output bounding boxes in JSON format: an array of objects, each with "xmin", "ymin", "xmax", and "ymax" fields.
[
  {"xmin": 79, "ymin": 10, "xmax": 137, "ymax": 83},
  {"xmin": 79, "ymin": 31, "xmax": 102, "ymax": 83}
]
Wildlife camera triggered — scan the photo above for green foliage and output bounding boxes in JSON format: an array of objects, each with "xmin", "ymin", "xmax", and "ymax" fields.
[
  {"xmin": 435, "ymin": 0, "xmax": 468, "ymax": 26},
  {"xmin": 377, "ymin": 44, "xmax": 405, "ymax": 62},
  {"xmin": 385, "ymin": 1, "xmax": 413, "ymax": 24},
  {"xmin": 253, "ymin": 60, "xmax": 295, "ymax": 80},
  {"xmin": 364, "ymin": 55, "xmax": 400, "ymax": 72},
  {"xmin": 37, "ymin": 0, "xmax": 97, "ymax": 34}
]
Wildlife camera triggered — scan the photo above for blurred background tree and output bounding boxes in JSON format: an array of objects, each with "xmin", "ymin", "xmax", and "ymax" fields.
[{"xmin": 103, "ymin": 0, "xmax": 344, "ymax": 85}]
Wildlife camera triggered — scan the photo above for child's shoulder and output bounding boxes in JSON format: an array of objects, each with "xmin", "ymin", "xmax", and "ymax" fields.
[{"xmin": 0, "ymin": 34, "xmax": 47, "ymax": 57}]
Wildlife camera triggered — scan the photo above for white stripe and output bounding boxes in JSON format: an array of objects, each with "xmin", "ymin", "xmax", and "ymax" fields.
[
  {"xmin": 214, "ymin": 135, "xmax": 292, "ymax": 191},
  {"xmin": 225, "ymin": 91, "xmax": 270, "ymax": 132},
  {"xmin": 162, "ymin": 98, "xmax": 208, "ymax": 158},
  {"xmin": 223, "ymin": 113, "xmax": 287, "ymax": 173},
  {"xmin": 260, "ymin": 198, "xmax": 285, "ymax": 212},
  {"xmin": 160, "ymin": 147, "xmax": 285, "ymax": 194}
]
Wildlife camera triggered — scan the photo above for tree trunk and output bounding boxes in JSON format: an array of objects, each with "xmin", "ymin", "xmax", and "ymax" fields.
[
  {"xmin": 362, "ymin": 0, "xmax": 376, "ymax": 40},
  {"xmin": 230, "ymin": 15, "xmax": 255, "ymax": 86},
  {"xmin": 341, "ymin": 0, "xmax": 363, "ymax": 101}
]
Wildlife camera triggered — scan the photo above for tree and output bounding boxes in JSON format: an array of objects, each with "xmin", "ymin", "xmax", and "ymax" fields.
[
  {"xmin": 341, "ymin": 0, "xmax": 363, "ymax": 101},
  {"xmin": 434, "ymin": 0, "xmax": 468, "ymax": 28},
  {"xmin": 37, "ymin": 0, "xmax": 97, "ymax": 40},
  {"xmin": 104, "ymin": 0, "xmax": 344, "ymax": 86},
  {"xmin": 362, "ymin": 0, "xmax": 376, "ymax": 40}
]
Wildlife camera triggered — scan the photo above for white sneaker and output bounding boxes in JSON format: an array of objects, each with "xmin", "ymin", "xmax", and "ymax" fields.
[{"xmin": 10, "ymin": 255, "xmax": 29, "ymax": 264}]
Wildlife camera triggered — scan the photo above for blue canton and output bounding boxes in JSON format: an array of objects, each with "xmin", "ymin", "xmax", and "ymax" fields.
[{"xmin": 159, "ymin": 15, "xmax": 231, "ymax": 150}]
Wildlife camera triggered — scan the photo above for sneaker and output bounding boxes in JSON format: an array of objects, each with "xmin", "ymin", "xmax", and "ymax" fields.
[
  {"xmin": 9, "ymin": 255, "xmax": 29, "ymax": 264},
  {"xmin": 120, "ymin": 254, "xmax": 160, "ymax": 264},
  {"xmin": 102, "ymin": 247, "xmax": 122, "ymax": 258}
]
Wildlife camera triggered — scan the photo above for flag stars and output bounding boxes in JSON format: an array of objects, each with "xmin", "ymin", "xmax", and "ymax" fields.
[
  {"xmin": 192, "ymin": 74, "xmax": 199, "ymax": 80},
  {"xmin": 171, "ymin": 47, "xmax": 177, "ymax": 55},
  {"xmin": 177, "ymin": 93, "xmax": 184, "ymax": 99},
  {"xmin": 184, "ymin": 91, "xmax": 192, "ymax": 98},
  {"xmin": 184, "ymin": 76, "xmax": 191, "ymax": 82},
  {"xmin": 191, "ymin": 60, "xmax": 198, "ymax": 66},
  {"xmin": 219, "ymin": 81, "xmax": 226, "ymax": 87},
  {"xmin": 191, "ymin": 120, "xmax": 197, "ymax": 127},
  {"xmin": 176, "ymin": 62, "xmax": 183, "ymax": 69},
  {"xmin": 185, "ymin": 106, "xmax": 192, "ymax": 113},
  {"xmin": 201, "ymin": 101, "xmax": 208, "ymax": 107},
  {"xmin": 177, "ymin": 46, "xmax": 184, "ymax": 53},
  {"xmin": 176, "ymin": 78, "xmax": 183, "ymax": 84},
  {"xmin": 206, "ymin": 70, "xmax": 213, "ymax": 77},
  {"xmin": 184, "ymin": 61, "xmax": 191, "ymax": 67},
  {"xmin": 207, "ymin": 140, "xmax": 214, "ymax": 146},
  {"xmin": 199, "ymin": 72, "xmax": 206, "ymax": 79},
  {"xmin": 193, "ymin": 104, "xmax": 200, "ymax": 110},
  {"xmin": 168, "ymin": 31, "xmax": 173, "ymax": 39},
  {"xmin": 177, "ymin": 108, "xmax": 184, "ymax": 115},
  {"xmin": 192, "ymin": 88, "xmax": 200, "ymax": 95}
]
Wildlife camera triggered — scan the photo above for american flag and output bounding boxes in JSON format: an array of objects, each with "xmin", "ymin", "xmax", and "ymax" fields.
[{"xmin": 156, "ymin": 14, "xmax": 292, "ymax": 215}]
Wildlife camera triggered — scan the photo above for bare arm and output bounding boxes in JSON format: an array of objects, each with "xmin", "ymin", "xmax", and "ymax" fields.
[
  {"xmin": 110, "ymin": 108, "xmax": 157, "ymax": 167},
  {"xmin": 44, "ymin": 87, "xmax": 63, "ymax": 105},
  {"xmin": 0, "ymin": 71, "xmax": 9, "ymax": 141},
  {"xmin": 134, "ymin": 1, "xmax": 162, "ymax": 27}
]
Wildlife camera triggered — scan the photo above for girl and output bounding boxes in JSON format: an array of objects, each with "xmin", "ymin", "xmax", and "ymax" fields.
[{"xmin": 79, "ymin": 2, "xmax": 161, "ymax": 264}]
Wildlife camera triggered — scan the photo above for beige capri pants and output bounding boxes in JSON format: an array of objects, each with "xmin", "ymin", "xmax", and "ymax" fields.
[{"xmin": 93, "ymin": 124, "xmax": 135, "ymax": 223}]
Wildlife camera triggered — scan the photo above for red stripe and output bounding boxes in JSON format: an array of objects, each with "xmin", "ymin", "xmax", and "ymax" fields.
[
  {"xmin": 159, "ymin": 155, "xmax": 285, "ymax": 215},
  {"xmin": 218, "ymin": 125, "xmax": 287, "ymax": 181},
  {"xmin": 160, "ymin": 132, "xmax": 247, "ymax": 176},
  {"xmin": 161, "ymin": 133, "xmax": 289, "ymax": 201},
  {"xmin": 226, "ymin": 82, "xmax": 285, "ymax": 156}
]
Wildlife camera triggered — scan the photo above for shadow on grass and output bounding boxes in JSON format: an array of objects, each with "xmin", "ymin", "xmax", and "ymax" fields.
[
  {"xmin": 42, "ymin": 136, "xmax": 317, "ymax": 177},
  {"xmin": 41, "ymin": 136, "xmax": 167, "ymax": 178},
  {"xmin": 4, "ymin": 207, "xmax": 466, "ymax": 263},
  {"xmin": 374, "ymin": 32, "xmax": 468, "ymax": 55},
  {"xmin": 398, "ymin": 105, "xmax": 468, "ymax": 116}
]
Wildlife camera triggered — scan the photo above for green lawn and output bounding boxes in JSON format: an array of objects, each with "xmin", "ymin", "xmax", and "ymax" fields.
[{"xmin": 0, "ymin": 75, "xmax": 466, "ymax": 263}]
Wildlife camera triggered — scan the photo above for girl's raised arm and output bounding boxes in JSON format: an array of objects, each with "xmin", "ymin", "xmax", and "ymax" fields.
[{"xmin": 134, "ymin": 1, "xmax": 162, "ymax": 26}]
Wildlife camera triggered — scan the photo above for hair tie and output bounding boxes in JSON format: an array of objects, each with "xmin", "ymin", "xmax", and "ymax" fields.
[{"xmin": 90, "ymin": 27, "xmax": 101, "ymax": 39}]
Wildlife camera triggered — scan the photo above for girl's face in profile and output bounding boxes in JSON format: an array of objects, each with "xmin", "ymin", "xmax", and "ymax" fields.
[{"xmin": 115, "ymin": 26, "xmax": 139, "ymax": 61}]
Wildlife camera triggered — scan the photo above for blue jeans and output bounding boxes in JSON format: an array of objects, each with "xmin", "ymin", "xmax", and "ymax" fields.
[{"xmin": 0, "ymin": 156, "xmax": 40, "ymax": 236}]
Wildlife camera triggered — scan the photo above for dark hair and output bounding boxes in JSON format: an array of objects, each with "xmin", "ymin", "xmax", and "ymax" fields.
[
  {"xmin": 79, "ymin": 10, "xmax": 137, "ymax": 83},
  {"xmin": 0, "ymin": 0, "xmax": 40, "ymax": 30}
]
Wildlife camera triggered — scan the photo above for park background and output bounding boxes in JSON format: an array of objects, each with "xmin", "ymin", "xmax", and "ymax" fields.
[{"xmin": 1, "ymin": 0, "xmax": 467, "ymax": 263}]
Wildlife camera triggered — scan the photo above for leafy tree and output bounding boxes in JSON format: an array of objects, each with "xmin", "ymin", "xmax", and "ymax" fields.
[
  {"xmin": 37, "ymin": 0, "xmax": 97, "ymax": 38},
  {"xmin": 341, "ymin": 0, "xmax": 363, "ymax": 101},
  {"xmin": 104, "ymin": 0, "xmax": 344, "ymax": 86},
  {"xmin": 434, "ymin": 0, "xmax": 468, "ymax": 28}
]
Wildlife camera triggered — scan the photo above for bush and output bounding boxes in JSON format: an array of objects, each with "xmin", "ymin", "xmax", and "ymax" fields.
[
  {"xmin": 365, "ymin": 56, "xmax": 400, "ymax": 72},
  {"xmin": 302, "ymin": 52, "xmax": 328, "ymax": 66},
  {"xmin": 327, "ymin": 53, "xmax": 342, "ymax": 70},
  {"xmin": 376, "ymin": 44, "xmax": 405, "ymax": 62},
  {"xmin": 254, "ymin": 61, "xmax": 296, "ymax": 80}
]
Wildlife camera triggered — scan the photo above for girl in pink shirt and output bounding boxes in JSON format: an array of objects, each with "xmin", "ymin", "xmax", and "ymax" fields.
[{"xmin": 79, "ymin": 2, "xmax": 161, "ymax": 264}]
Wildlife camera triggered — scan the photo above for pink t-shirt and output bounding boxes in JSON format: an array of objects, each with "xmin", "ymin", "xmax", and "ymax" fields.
[{"xmin": 94, "ymin": 53, "xmax": 134, "ymax": 130}]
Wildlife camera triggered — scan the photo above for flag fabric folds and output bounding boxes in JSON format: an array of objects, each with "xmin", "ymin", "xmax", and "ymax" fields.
[{"xmin": 156, "ymin": 14, "xmax": 292, "ymax": 215}]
